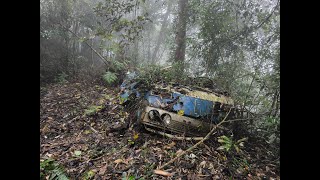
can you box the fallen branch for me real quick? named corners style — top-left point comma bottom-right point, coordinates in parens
top-left (158, 109), bottom-right (232, 170)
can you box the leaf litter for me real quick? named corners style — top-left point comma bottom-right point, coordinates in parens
top-left (40, 82), bottom-right (279, 179)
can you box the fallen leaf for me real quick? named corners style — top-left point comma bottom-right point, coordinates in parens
top-left (114, 159), bottom-right (123, 164)
top-left (133, 133), bottom-right (139, 140)
top-left (45, 153), bottom-right (53, 158)
top-left (154, 170), bottom-right (173, 176)
top-left (176, 149), bottom-right (184, 156)
top-left (123, 157), bottom-right (133, 164)
top-left (199, 161), bottom-right (206, 167)
top-left (98, 164), bottom-right (107, 175)
top-left (164, 141), bottom-right (176, 149)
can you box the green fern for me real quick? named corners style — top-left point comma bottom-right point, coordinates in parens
top-left (217, 136), bottom-right (247, 153)
top-left (40, 158), bottom-right (69, 180)
top-left (103, 71), bottom-right (118, 85)
top-left (55, 72), bottom-right (68, 84)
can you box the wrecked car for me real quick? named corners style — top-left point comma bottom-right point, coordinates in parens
top-left (119, 70), bottom-right (240, 138)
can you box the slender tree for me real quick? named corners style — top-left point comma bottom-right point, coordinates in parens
top-left (174, 0), bottom-right (188, 74)
top-left (151, 0), bottom-right (172, 63)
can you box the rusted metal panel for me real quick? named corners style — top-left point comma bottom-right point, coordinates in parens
top-left (119, 71), bottom-right (237, 136)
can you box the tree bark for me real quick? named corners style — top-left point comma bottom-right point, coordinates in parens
top-left (174, 0), bottom-right (188, 73)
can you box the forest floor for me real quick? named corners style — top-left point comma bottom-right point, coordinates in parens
top-left (40, 81), bottom-right (280, 180)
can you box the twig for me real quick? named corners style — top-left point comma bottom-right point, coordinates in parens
top-left (224, 118), bottom-right (253, 123)
top-left (90, 126), bottom-right (99, 134)
top-left (158, 109), bottom-right (232, 170)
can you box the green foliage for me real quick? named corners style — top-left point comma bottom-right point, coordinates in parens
top-left (82, 170), bottom-right (95, 180)
top-left (231, 156), bottom-right (250, 174)
top-left (111, 59), bottom-right (126, 71)
top-left (40, 158), bottom-right (69, 180)
top-left (261, 116), bottom-right (280, 144)
top-left (84, 105), bottom-right (103, 116)
top-left (121, 174), bottom-right (136, 180)
top-left (102, 71), bottom-right (118, 85)
top-left (135, 64), bottom-right (187, 88)
top-left (94, 0), bottom-right (150, 48)
top-left (55, 72), bottom-right (68, 84)
top-left (217, 136), bottom-right (247, 153)
top-left (74, 150), bottom-right (82, 156)
top-left (265, 117), bottom-right (279, 127)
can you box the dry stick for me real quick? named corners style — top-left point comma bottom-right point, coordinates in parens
top-left (223, 118), bottom-right (253, 123)
top-left (158, 109), bottom-right (232, 170)
top-left (90, 126), bottom-right (99, 134)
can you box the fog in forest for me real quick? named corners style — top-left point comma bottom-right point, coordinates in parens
top-left (40, 0), bottom-right (279, 179)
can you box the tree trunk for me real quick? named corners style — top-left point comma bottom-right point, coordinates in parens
top-left (174, 0), bottom-right (188, 73)
top-left (272, 90), bottom-right (280, 118)
top-left (147, 30), bottom-right (151, 62)
top-left (269, 90), bottom-right (277, 117)
top-left (72, 21), bottom-right (79, 76)
top-left (91, 38), bottom-right (94, 64)
top-left (151, 1), bottom-right (172, 63)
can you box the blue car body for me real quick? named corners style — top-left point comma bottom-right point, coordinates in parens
top-left (120, 71), bottom-right (235, 136)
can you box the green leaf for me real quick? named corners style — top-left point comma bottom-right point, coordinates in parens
top-left (128, 175), bottom-right (136, 180)
top-left (103, 71), bottom-right (118, 85)
top-left (74, 150), bottom-right (82, 156)
top-left (87, 170), bottom-right (95, 179)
